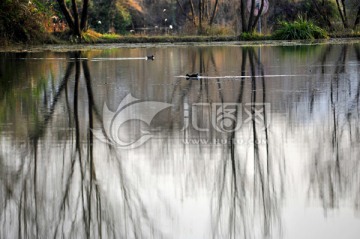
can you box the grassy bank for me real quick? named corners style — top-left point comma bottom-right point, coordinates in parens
top-left (1, 30), bottom-right (360, 50)
top-left (81, 33), bottom-right (359, 44)
top-left (88, 34), bottom-right (238, 43)
top-left (75, 26), bottom-right (360, 44)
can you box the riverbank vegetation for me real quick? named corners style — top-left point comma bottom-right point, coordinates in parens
top-left (1, 0), bottom-right (360, 45)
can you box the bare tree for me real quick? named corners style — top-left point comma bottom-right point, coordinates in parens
top-left (311, 0), bottom-right (359, 30)
top-left (310, 0), bottom-right (333, 30)
top-left (239, 0), bottom-right (265, 33)
top-left (56, 0), bottom-right (90, 39)
top-left (176, 0), bottom-right (221, 33)
top-left (335, 0), bottom-right (349, 28)
top-left (354, 4), bottom-right (360, 29)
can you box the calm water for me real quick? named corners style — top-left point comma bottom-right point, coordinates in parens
top-left (1, 42), bottom-right (360, 238)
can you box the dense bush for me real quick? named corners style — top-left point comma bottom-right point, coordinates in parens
top-left (269, 0), bottom-right (338, 30)
top-left (239, 32), bottom-right (267, 40)
top-left (88, 0), bottom-right (132, 34)
top-left (0, 0), bottom-right (50, 43)
top-left (273, 19), bottom-right (328, 40)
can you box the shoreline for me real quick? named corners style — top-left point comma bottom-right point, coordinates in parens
top-left (1, 36), bottom-right (359, 52)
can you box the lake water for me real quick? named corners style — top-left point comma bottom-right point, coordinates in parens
top-left (1, 42), bottom-right (360, 238)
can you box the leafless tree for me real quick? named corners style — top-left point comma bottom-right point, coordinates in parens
top-left (56, 0), bottom-right (89, 38)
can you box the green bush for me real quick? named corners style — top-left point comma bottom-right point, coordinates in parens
top-left (273, 19), bottom-right (328, 40)
top-left (113, 3), bottom-right (132, 34)
top-left (89, 0), bottom-right (132, 34)
top-left (239, 32), bottom-right (269, 41)
top-left (268, 0), bottom-right (338, 30)
top-left (0, 0), bottom-right (49, 43)
top-left (203, 25), bottom-right (235, 36)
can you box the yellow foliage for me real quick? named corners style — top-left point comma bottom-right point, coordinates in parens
top-left (125, 0), bottom-right (143, 12)
top-left (82, 29), bottom-right (103, 42)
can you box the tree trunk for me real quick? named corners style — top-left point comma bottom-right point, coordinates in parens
top-left (240, 0), bottom-right (247, 32)
top-left (335, 0), bottom-right (348, 29)
top-left (56, 0), bottom-right (75, 30)
top-left (340, 0), bottom-right (348, 28)
top-left (189, 0), bottom-right (197, 26)
top-left (209, 0), bottom-right (219, 26)
top-left (198, 0), bottom-right (203, 33)
top-left (251, 0), bottom-right (264, 31)
top-left (56, 0), bottom-right (89, 39)
top-left (247, 0), bottom-right (255, 32)
top-left (80, 0), bottom-right (89, 31)
top-left (71, 0), bottom-right (81, 36)
top-left (354, 4), bottom-right (360, 30)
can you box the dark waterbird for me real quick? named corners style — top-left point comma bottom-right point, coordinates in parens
top-left (147, 55), bottom-right (155, 60)
top-left (186, 73), bottom-right (199, 80)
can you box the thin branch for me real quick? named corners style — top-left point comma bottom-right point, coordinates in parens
top-left (189, 0), bottom-right (197, 25)
top-left (354, 4), bottom-right (360, 30)
top-left (209, 0), bottom-right (220, 26)
top-left (56, 0), bottom-right (75, 30)
top-left (311, 0), bottom-right (333, 30)
top-left (176, 0), bottom-right (196, 24)
top-left (251, 0), bottom-right (264, 31)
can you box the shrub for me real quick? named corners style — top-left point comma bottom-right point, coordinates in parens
top-left (268, 0), bottom-right (338, 30)
top-left (273, 19), bottom-right (328, 40)
top-left (82, 29), bottom-right (103, 42)
top-left (0, 0), bottom-right (50, 43)
top-left (89, 0), bottom-right (132, 34)
top-left (239, 32), bottom-right (268, 41)
top-left (203, 25), bottom-right (235, 36)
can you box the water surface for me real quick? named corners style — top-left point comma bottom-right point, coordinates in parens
top-left (1, 42), bottom-right (360, 238)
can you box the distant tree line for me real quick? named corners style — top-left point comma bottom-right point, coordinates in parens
top-left (54, 0), bottom-right (360, 36)
top-left (1, 0), bottom-right (360, 43)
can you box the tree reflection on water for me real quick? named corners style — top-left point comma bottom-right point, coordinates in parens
top-left (0, 43), bottom-right (360, 238)
top-left (0, 53), bottom-right (161, 238)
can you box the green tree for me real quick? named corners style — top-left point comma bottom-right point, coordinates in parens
top-left (89, 0), bottom-right (132, 34)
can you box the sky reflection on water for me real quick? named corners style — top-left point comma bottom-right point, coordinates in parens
top-left (0, 43), bottom-right (360, 238)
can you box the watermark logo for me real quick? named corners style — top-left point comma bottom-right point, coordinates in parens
top-left (182, 102), bottom-right (270, 132)
top-left (94, 94), bottom-right (270, 149)
top-left (243, 103), bottom-right (271, 130)
top-left (93, 94), bottom-right (172, 149)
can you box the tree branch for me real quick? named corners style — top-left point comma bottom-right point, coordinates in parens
top-left (189, 0), bottom-right (197, 25)
top-left (311, 0), bottom-right (333, 30)
top-left (56, 0), bottom-right (75, 30)
top-left (353, 3), bottom-right (360, 29)
top-left (340, 0), bottom-right (348, 28)
top-left (240, 0), bottom-right (247, 32)
top-left (71, 0), bottom-right (81, 36)
top-left (209, 0), bottom-right (219, 26)
top-left (80, 0), bottom-right (89, 31)
top-left (335, 0), bottom-right (348, 28)
top-left (175, 0), bottom-right (196, 25)
top-left (251, 0), bottom-right (264, 31)
top-left (247, 0), bottom-right (255, 32)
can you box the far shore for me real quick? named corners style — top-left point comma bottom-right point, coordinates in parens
top-left (1, 35), bottom-right (360, 53)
